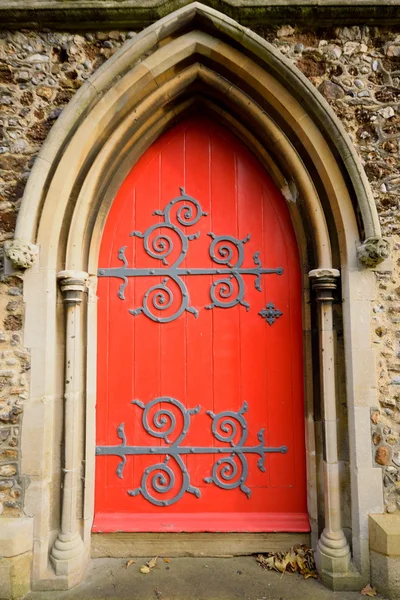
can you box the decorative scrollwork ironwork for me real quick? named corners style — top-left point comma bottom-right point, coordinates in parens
top-left (96, 397), bottom-right (288, 507)
top-left (259, 302), bottom-right (283, 325)
top-left (132, 396), bottom-right (201, 446)
top-left (98, 187), bottom-right (284, 323)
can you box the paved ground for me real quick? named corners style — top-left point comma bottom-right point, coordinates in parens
top-left (25, 557), bottom-right (387, 600)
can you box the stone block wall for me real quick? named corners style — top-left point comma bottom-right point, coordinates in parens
top-left (0, 22), bottom-right (399, 517)
top-left (0, 273), bottom-right (29, 517)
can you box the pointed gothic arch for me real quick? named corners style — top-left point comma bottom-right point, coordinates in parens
top-left (9, 3), bottom-right (386, 592)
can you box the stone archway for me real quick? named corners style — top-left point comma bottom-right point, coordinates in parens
top-left (6, 2), bottom-right (387, 592)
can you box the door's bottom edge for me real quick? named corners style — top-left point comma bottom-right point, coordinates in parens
top-left (92, 511), bottom-right (310, 533)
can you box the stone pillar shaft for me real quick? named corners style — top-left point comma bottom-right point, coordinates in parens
top-left (50, 271), bottom-right (88, 578)
top-left (309, 269), bottom-right (351, 577)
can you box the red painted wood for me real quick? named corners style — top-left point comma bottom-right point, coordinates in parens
top-left (93, 512), bottom-right (310, 533)
top-left (94, 116), bottom-right (308, 532)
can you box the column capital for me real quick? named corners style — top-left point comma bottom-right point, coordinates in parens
top-left (57, 270), bottom-right (89, 305)
top-left (308, 268), bottom-right (340, 301)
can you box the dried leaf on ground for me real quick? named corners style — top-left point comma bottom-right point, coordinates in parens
top-left (125, 559), bottom-right (136, 568)
top-left (147, 556), bottom-right (158, 569)
top-left (163, 558), bottom-right (170, 563)
top-left (256, 545), bottom-right (317, 580)
top-left (140, 565), bottom-right (151, 574)
top-left (302, 569), bottom-right (318, 580)
top-left (361, 584), bottom-right (377, 597)
top-left (274, 554), bottom-right (291, 573)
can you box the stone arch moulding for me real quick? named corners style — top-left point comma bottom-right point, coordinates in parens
top-left (7, 2), bottom-right (387, 593)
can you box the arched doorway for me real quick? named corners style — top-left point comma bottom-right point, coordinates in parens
top-left (9, 2), bottom-right (387, 592)
top-left (94, 117), bottom-right (308, 533)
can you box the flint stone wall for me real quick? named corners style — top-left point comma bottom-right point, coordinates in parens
top-left (0, 22), bottom-right (399, 516)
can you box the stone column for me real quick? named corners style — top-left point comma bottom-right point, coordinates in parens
top-left (50, 271), bottom-right (88, 579)
top-left (309, 268), bottom-right (351, 580)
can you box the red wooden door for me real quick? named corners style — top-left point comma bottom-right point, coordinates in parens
top-left (94, 117), bottom-right (308, 533)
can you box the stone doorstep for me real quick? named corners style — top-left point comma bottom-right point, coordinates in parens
top-left (369, 513), bottom-right (400, 557)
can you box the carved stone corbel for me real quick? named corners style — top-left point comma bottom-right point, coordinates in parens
top-left (357, 236), bottom-right (390, 267)
top-left (4, 238), bottom-right (39, 269)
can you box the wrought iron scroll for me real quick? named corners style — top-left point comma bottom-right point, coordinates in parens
top-left (96, 397), bottom-right (288, 507)
top-left (98, 187), bottom-right (284, 323)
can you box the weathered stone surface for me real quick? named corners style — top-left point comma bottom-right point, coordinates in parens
top-left (378, 107), bottom-right (395, 119)
top-left (0, 405), bottom-right (22, 424)
top-left (35, 85), bottom-right (54, 100)
top-left (3, 315), bottom-right (22, 331)
top-left (376, 446), bottom-right (391, 465)
top-left (386, 45), bottom-right (400, 58)
top-left (0, 430), bottom-right (10, 444)
top-left (0, 465), bottom-right (16, 478)
top-left (371, 410), bottom-right (381, 424)
top-left (384, 474), bottom-right (395, 487)
top-left (318, 80), bottom-right (345, 100)
top-left (276, 25), bottom-right (295, 38)
top-left (4, 239), bottom-right (38, 269)
top-left (0, 450), bottom-right (17, 462)
top-left (357, 237), bottom-right (390, 267)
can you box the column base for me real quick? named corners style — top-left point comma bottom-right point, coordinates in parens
top-left (316, 529), bottom-right (351, 572)
top-left (315, 529), bottom-right (363, 591)
top-left (317, 558), bottom-right (366, 591)
top-left (50, 531), bottom-right (87, 584)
